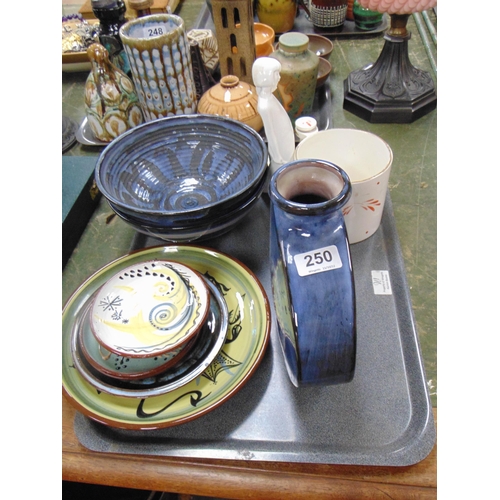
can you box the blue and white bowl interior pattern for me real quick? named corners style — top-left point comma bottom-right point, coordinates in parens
top-left (95, 114), bottom-right (269, 226)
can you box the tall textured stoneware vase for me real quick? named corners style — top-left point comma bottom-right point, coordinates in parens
top-left (119, 14), bottom-right (197, 121)
top-left (269, 159), bottom-right (356, 387)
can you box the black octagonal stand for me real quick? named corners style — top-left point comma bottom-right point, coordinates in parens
top-left (343, 14), bottom-right (437, 123)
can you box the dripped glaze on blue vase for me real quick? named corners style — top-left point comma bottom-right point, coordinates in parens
top-left (269, 159), bottom-right (356, 386)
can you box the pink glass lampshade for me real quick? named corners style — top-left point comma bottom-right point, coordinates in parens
top-left (356, 0), bottom-right (436, 14)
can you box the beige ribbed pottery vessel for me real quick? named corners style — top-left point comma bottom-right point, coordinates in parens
top-left (197, 75), bottom-right (263, 132)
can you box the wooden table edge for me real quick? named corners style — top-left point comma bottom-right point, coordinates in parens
top-left (63, 398), bottom-right (437, 499)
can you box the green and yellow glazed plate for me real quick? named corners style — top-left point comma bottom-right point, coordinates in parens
top-left (62, 245), bottom-right (271, 430)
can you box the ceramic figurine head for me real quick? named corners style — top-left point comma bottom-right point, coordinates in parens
top-left (252, 57), bottom-right (282, 94)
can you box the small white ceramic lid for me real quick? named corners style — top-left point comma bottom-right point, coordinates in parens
top-left (295, 116), bottom-right (318, 134)
top-left (90, 260), bottom-right (210, 358)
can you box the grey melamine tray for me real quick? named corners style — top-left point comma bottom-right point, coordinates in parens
top-left (74, 192), bottom-right (436, 466)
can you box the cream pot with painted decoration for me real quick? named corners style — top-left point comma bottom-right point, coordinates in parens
top-left (295, 128), bottom-right (393, 243)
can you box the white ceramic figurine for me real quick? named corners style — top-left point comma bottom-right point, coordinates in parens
top-left (252, 57), bottom-right (295, 175)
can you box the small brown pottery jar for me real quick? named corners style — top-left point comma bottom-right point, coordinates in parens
top-left (84, 43), bottom-right (144, 142)
top-left (197, 75), bottom-right (263, 132)
top-left (269, 32), bottom-right (319, 123)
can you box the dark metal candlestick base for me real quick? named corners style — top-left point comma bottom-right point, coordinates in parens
top-left (343, 14), bottom-right (437, 123)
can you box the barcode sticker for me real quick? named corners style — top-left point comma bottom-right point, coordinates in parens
top-left (294, 245), bottom-right (343, 277)
top-left (371, 270), bottom-right (392, 295)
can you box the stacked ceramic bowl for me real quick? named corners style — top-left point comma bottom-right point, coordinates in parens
top-left (95, 114), bottom-right (269, 242)
top-left (63, 244), bottom-right (271, 429)
top-left (70, 259), bottom-right (230, 398)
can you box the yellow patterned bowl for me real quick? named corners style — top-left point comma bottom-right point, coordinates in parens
top-left (90, 260), bottom-right (210, 358)
top-left (71, 276), bottom-right (228, 397)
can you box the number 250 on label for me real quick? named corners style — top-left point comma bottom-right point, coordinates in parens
top-left (294, 245), bottom-right (343, 277)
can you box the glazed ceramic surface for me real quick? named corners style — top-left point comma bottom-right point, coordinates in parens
top-left (316, 58), bottom-right (332, 87)
top-left (269, 159), bottom-right (356, 386)
top-left (252, 57), bottom-right (295, 174)
top-left (254, 22), bottom-right (275, 58)
top-left (90, 260), bottom-right (210, 357)
top-left (189, 39), bottom-right (217, 101)
top-left (294, 128), bottom-right (393, 243)
top-left (119, 14), bottom-right (197, 121)
top-left (71, 277), bottom-right (229, 398)
top-left (186, 29), bottom-right (219, 72)
top-left (310, 0), bottom-right (348, 29)
top-left (62, 245), bottom-right (271, 429)
top-left (197, 75), bottom-right (263, 132)
top-left (353, 1), bottom-right (384, 30)
top-left (306, 34), bottom-right (334, 59)
top-left (270, 33), bottom-right (319, 123)
top-left (84, 43), bottom-right (144, 143)
top-left (256, 0), bottom-right (297, 33)
top-left (79, 294), bottom-right (197, 379)
top-left (94, 114), bottom-right (268, 227)
top-left (294, 116), bottom-right (318, 141)
top-left (108, 171), bottom-right (267, 243)
top-left (91, 0), bottom-right (130, 74)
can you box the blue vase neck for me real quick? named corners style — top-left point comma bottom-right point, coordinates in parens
top-left (269, 159), bottom-right (351, 215)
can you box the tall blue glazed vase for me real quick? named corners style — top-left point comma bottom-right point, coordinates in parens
top-left (269, 159), bottom-right (356, 386)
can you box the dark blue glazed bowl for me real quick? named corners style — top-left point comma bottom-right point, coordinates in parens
top-left (110, 169), bottom-right (267, 242)
top-left (95, 114), bottom-right (268, 227)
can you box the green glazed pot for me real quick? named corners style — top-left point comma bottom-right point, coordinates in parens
top-left (353, 1), bottom-right (383, 30)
